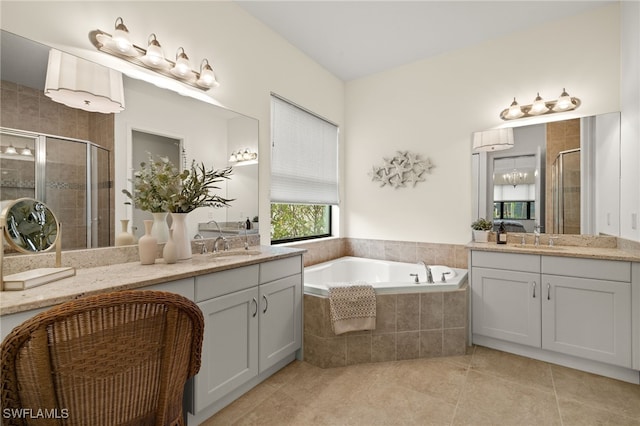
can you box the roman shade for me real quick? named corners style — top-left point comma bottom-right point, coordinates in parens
top-left (270, 95), bottom-right (339, 205)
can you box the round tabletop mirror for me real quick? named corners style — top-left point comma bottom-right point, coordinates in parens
top-left (1, 198), bottom-right (59, 253)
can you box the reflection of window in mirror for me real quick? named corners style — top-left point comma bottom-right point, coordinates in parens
top-left (492, 155), bottom-right (536, 233)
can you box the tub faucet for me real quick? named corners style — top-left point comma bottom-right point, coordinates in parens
top-left (418, 261), bottom-right (434, 284)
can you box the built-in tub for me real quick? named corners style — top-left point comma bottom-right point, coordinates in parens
top-left (303, 256), bottom-right (469, 368)
top-left (304, 256), bottom-right (467, 296)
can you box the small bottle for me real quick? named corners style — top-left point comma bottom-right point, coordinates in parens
top-left (246, 217), bottom-right (251, 230)
top-left (497, 222), bottom-right (507, 245)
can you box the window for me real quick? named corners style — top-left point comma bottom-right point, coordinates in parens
top-left (493, 201), bottom-right (535, 220)
top-left (270, 95), bottom-right (338, 243)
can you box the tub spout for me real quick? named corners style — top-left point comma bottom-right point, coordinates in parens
top-left (418, 261), bottom-right (434, 283)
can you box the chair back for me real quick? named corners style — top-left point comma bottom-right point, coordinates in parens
top-left (1, 290), bottom-right (204, 426)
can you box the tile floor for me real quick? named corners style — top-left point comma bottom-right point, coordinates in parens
top-left (203, 346), bottom-right (640, 425)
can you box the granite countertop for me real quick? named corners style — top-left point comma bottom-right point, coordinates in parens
top-left (0, 245), bottom-right (305, 316)
top-left (467, 242), bottom-right (640, 262)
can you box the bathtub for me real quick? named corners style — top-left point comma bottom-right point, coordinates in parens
top-left (304, 256), bottom-right (467, 296)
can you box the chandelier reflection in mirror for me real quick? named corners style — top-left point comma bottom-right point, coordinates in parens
top-left (500, 89), bottom-right (580, 121)
top-left (503, 169), bottom-right (528, 188)
top-left (90, 17), bottom-right (219, 91)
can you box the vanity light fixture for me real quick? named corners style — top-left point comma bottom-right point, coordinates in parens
top-left (3, 144), bottom-right (17, 155)
top-left (229, 148), bottom-right (258, 164)
top-left (500, 89), bottom-right (580, 120)
top-left (472, 128), bottom-right (514, 152)
top-left (90, 17), bottom-right (220, 91)
top-left (20, 146), bottom-right (33, 157)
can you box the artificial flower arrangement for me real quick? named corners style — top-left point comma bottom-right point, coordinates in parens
top-left (123, 155), bottom-right (234, 213)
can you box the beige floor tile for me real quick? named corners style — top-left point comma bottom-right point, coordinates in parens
top-left (552, 364), bottom-right (640, 420)
top-left (452, 370), bottom-right (561, 425)
top-left (201, 381), bottom-right (278, 425)
top-left (470, 345), bottom-right (554, 392)
top-left (557, 399), bottom-right (640, 426)
top-left (380, 358), bottom-right (468, 405)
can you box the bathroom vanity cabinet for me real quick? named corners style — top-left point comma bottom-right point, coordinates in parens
top-left (0, 246), bottom-right (305, 424)
top-left (191, 257), bottom-right (302, 415)
top-left (470, 248), bottom-right (638, 381)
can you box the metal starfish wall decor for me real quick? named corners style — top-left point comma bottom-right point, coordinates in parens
top-left (369, 151), bottom-right (434, 188)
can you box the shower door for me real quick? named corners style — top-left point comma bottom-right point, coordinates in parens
top-left (0, 128), bottom-right (111, 249)
top-left (552, 148), bottom-right (581, 234)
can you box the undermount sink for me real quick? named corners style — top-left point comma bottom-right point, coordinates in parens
top-left (210, 249), bottom-right (262, 259)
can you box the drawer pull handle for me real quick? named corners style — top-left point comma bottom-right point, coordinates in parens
top-left (532, 282), bottom-right (536, 298)
top-left (547, 283), bottom-right (551, 300)
top-left (252, 297), bottom-right (258, 317)
top-left (263, 295), bottom-right (268, 314)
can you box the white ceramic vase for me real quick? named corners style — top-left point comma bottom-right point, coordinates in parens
top-left (151, 212), bottom-right (170, 244)
top-left (170, 212), bottom-right (192, 260)
top-left (138, 220), bottom-right (157, 265)
top-left (472, 230), bottom-right (490, 243)
top-left (115, 219), bottom-right (135, 246)
top-left (163, 229), bottom-right (178, 264)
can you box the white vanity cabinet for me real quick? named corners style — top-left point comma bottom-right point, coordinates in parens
top-left (541, 256), bottom-right (632, 367)
top-left (191, 255), bottom-right (303, 416)
top-left (471, 249), bottom-right (634, 371)
top-left (471, 252), bottom-right (541, 347)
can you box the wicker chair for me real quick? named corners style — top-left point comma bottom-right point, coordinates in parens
top-left (1, 290), bottom-right (204, 426)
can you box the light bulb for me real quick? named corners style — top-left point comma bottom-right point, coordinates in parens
top-left (171, 47), bottom-right (192, 79)
top-left (506, 98), bottom-right (524, 119)
top-left (4, 145), bottom-right (17, 155)
top-left (196, 59), bottom-right (219, 88)
top-left (553, 88), bottom-right (574, 111)
top-left (111, 17), bottom-right (135, 56)
top-left (141, 34), bottom-right (168, 69)
top-left (529, 93), bottom-right (548, 115)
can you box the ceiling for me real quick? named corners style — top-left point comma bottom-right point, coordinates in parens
top-left (236, 0), bottom-right (614, 81)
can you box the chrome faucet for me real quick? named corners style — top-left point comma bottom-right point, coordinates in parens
top-left (533, 225), bottom-right (541, 246)
top-left (418, 261), bottom-right (434, 284)
top-left (239, 221), bottom-right (249, 250)
top-left (208, 220), bottom-right (229, 252)
top-left (193, 233), bottom-right (207, 254)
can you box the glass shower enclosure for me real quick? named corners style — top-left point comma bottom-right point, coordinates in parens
top-left (551, 148), bottom-right (581, 234)
top-left (0, 128), bottom-right (111, 250)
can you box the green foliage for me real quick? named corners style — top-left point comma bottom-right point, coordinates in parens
top-left (471, 217), bottom-right (493, 231)
top-left (122, 156), bottom-right (234, 214)
top-left (271, 204), bottom-right (329, 241)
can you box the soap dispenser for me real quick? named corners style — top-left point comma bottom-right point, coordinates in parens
top-left (245, 217), bottom-right (251, 230)
top-left (497, 222), bottom-right (507, 245)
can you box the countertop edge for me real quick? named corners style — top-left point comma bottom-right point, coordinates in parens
top-left (466, 242), bottom-right (640, 262)
top-left (1, 246), bottom-right (306, 316)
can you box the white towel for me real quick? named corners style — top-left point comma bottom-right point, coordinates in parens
top-left (327, 282), bottom-right (376, 335)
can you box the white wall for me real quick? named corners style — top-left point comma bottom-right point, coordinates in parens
top-left (345, 4), bottom-right (621, 244)
top-left (0, 1), bottom-right (345, 244)
top-left (620, 1), bottom-right (640, 242)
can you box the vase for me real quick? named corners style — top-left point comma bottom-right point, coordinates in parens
top-left (115, 219), bottom-right (135, 246)
top-left (171, 212), bottom-right (192, 260)
top-left (151, 212), bottom-right (170, 244)
top-left (163, 229), bottom-right (178, 264)
top-left (138, 220), bottom-right (157, 265)
top-left (472, 230), bottom-right (490, 243)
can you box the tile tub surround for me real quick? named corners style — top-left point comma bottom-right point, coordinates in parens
top-left (294, 237), bottom-right (469, 269)
top-left (303, 283), bottom-right (469, 368)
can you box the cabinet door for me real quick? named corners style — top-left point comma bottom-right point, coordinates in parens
top-left (542, 275), bottom-right (631, 367)
top-left (195, 287), bottom-right (259, 412)
top-left (259, 274), bottom-right (302, 372)
top-left (472, 267), bottom-right (541, 347)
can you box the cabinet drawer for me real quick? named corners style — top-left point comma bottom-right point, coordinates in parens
top-left (195, 265), bottom-right (259, 302)
top-left (472, 251), bottom-right (539, 273)
top-left (542, 256), bottom-right (631, 282)
top-left (260, 256), bottom-right (302, 284)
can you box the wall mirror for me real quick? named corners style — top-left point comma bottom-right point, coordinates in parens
top-left (0, 30), bottom-right (259, 252)
top-left (472, 111), bottom-right (621, 236)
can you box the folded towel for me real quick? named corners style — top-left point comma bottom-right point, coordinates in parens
top-left (327, 282), bottom-right (376, 335)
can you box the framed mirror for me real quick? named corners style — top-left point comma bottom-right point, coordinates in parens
top-left (472, 111), bottom-right (621, 236)
top-left (0, 30), bottom-right (259, 252)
